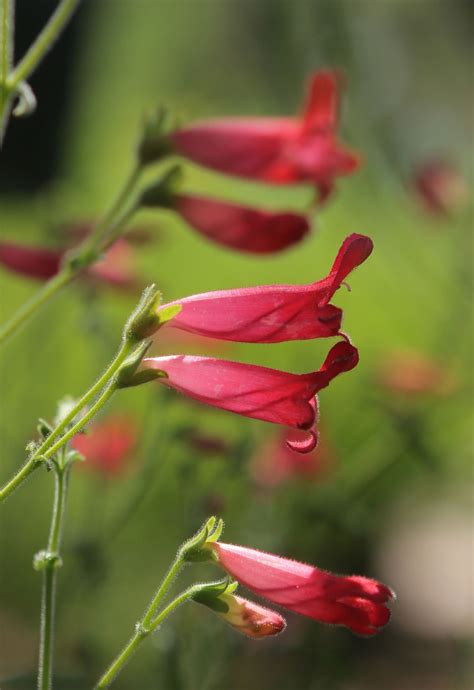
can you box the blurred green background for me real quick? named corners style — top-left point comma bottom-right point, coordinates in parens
top-left (0, 1), bottom-right (472, 688)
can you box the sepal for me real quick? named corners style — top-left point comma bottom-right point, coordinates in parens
top-left (137, 107), bottom-right (176, 166)
top-left (124, 284), bottom-right (162, 342)
top-left (179, 516), bottom-right (224, 562)
top-left (140, 165), bottom-right (183, 209)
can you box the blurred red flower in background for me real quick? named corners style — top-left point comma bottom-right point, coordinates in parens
top-left (414, 160), bottom-right (468, 216)
top-left (72, 415), bottom-right (138, 477)
top-left (210, 541), bottom-right (395, 636)
top-left (378, 351), bottom-right (456, 397)
top-left (0, 222), bottom-right (153, 290)
top-left (172, 70), bottom-right (360, 201)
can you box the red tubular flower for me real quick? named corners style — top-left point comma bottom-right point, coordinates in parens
top-left (159, 234), bottom-right (373, 343)
top-left (171, 70), bottom-right (360, 201)
top-left (175, 194), bottom-right (310, 253)
top-left (210, 542), bottom-right (395, 636)
top-left (72, 415), bottom-right (138, 477)
top-left (142, 340), bottom-right (358, 453)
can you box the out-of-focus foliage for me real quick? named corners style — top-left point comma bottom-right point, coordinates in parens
top-left (0, 1), bottom-right (472, 688)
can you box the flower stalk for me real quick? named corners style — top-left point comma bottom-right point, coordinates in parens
top-left (0, 284), bottom-right (162, 503)
top-left (95, 518), bottom-right (222, 687)
top-left (35, 460), bottom-right (71, 690)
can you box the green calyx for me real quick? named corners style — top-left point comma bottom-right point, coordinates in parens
top-left (191, 577), bottom-right (238, 613)
top-left (137, 107), bottom-right (175, 166)
top-left (179, 516), bottom-right (224, 563)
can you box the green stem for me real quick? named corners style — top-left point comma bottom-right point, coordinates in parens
top-left (37, 465), bottom-right (70, 690)
top-left (95, 584), bottom-right (193, 689)
top-left (37, 339), bottom-right (132, 453)
top-left (0, 165), bottom-right (142, 346)
top-left (8, 0), bottom-right (81, 89)
top-left (0, 338), bottom-right (132, 503)
top-left (0, 267), bottom-right (74, 344)
top-left (42, 380), bottom-right (116, 460)
top-left (141, 552), bottom-right (186, 629)
top-left (0, 453), bottom-right (40, 503)
top-left (0, 0), bottom-right (14, 146)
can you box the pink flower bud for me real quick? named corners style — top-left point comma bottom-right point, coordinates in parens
top-left (172, 70), bottom-right (360, 201)
top-left (211, 542), bottom-right (395, 636)
top-left (159, 234), bottom-right (373, 343)
top-left (212, 593), bottom-right (287, 639)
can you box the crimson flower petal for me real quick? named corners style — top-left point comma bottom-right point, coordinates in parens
top-left (301, 70), bottom-right (341, 134)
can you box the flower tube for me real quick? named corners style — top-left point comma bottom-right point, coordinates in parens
top-left (210, 542), bottom-right (395, 636)
top-left (158, 234), bottom-right (372, 343)
top-left (141, 340), bottom-right (358, 453)
top-left (171, 70), bottom-right (360, 201)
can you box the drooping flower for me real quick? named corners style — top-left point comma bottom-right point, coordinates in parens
top-left (174, 194), bottom-right (310, 253)
top-left (158, 234), bottom-right (373, 343)
top-left (414, 161), bottom-right (468, 216)
top-left (72, 415), bottom-right (138, 477)
top-left (141, 340), bottom-right (358, 453)
top-left (193, 588), bottom-right (286, 639)
top-left (209, 542), bottom-right (395, 636)
top-left (171, 70), bottom-right (360, 201)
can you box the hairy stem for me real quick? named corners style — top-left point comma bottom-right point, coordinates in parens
top-left (95, 583), bottom-right (194, 689)
top-left (0, 0), bottom-right (14, 146)
top-left (37, 465), bottom-right (70, 690)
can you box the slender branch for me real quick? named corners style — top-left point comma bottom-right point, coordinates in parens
top-left (0, 338), bottom-right (133, 503)
top-left (37, 465), bottom-right (70, 690)
top-left (95, 585), bottom-right (194, 689)
top-left (0, 164), bottom-right (142, 346)
top-left (9, 0), bottom-right (81, 89)
top-left (38, 339), bottom-right (132, 453)
top-left (0, 0), bottom-right (14, 145)
top-left (141, 553), bottom-right (186, 629)
top-left (42, 380), bottom-right (117, 460)
top-left (0, 267), bottom-right (73, 345)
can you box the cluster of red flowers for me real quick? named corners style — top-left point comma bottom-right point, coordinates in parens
top-left (2, 70), bottom-right (396, 640)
